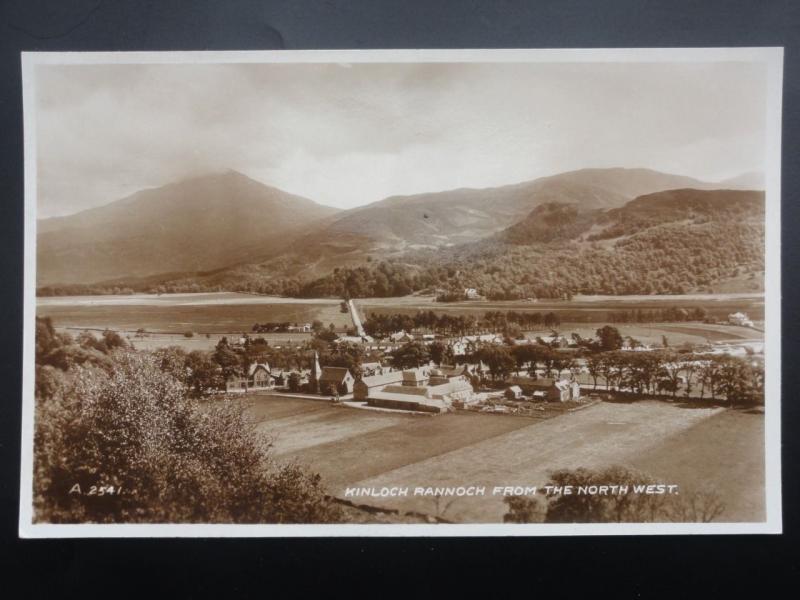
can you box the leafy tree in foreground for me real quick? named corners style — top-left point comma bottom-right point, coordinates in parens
top-left (34, 352), bottom-right (342, 524)
top-left (535, 466), bottom-right (724, 523)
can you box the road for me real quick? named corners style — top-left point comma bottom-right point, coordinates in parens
top-left (349, 299), bottom-right (366, 337)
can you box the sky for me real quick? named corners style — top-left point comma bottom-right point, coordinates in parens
top-left (35, 59), bottom-right (768, 218)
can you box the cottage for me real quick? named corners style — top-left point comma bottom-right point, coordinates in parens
top-left (389, 330), bottom-right (415, 343)
top-left (353, 370), bottom-right (404, 401)
top-left (508, 376), bottom-right (580, 402)
top-left (464, 288), bottom-right (482, 300)
top-left (360, 361), bottom-right (386, 377)
top-left (505, 385), bottom-right (523, 400)
top-left (225, 362), bottom-right (273, 393)
top-left (728, 312), bottom-right (754, 327)
top-left (318, 366), bottom-right (355, 395)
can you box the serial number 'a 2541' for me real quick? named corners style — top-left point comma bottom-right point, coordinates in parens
top-left (68, 484), bottom-right (124, 497)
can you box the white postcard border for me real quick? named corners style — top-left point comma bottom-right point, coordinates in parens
top-left (19, 47), bottom-right (784, 538)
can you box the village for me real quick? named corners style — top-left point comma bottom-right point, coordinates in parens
top-left (216, 298), bottom-right (764, 416)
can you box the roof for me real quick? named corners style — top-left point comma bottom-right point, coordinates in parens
top-left (380, 384), bottom-right (431, 397)
top-left (357, 371), bottom-right (404, 387)
top-left (402, 367), bottom-right (429, 383)
top-left (369, 390), bottom-right (447, 409)
top-left (319, 366), bottom-right (353, 383)
top-left (247, 362), bottom-right (270, 377)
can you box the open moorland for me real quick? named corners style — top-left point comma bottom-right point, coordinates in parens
top-left (233, 395), bottom-right (765, 523)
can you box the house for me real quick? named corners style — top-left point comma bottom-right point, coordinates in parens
top-left (428, 364), bottom-right (470, 386)
top-left (507, 376), bottom-right (580, 402)
top-left (389, 330), bottom-right (415, 343)
top-left (225, 362), bottom-right (273, 393)
top-left (360, 361), bottom-right (386, 377)
top-left (464, 288), bottom-right (482, 300)
top-left (353, 370), bottom-right (404, 401)
top-left (318, 366), bottom-right (355, 395)
top-left (449, 339), bottom-right (469, 357)
top-left (537, 334), bottom-right (570, 349)
top-left (505, 385), bottom-right (523, 400)
top-left (728, 312), bottom-right (754, 327)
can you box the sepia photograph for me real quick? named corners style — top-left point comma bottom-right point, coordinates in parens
top-left (19, 48), bottom-right (783, 536)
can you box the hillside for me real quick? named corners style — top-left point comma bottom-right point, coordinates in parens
top-left (37, 171), bottom-right (340, 286)
top-left (302, 167), bottom-right (717, 253)
top-left (292, 188), bottom-right (765, 299)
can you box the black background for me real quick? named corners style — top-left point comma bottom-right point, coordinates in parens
top-left (0, 1), bottom-right (798, 595)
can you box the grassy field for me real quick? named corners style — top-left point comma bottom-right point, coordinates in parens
top-left (229, 395), bottom-right (765, 523)
top-left (630, 407), bottom-right (765, 522)
top-left (358, 293), bottom-right (765, 323)
top-left (38, 296), bottom-right (353, 335)
top-left (125, 331), bottom-right (312, 352)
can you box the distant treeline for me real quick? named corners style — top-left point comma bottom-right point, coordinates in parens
top-left (362, 307), bottom-right (727, 338)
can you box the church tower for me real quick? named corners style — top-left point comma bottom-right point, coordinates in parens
top-left (310, 350), bottom-right (322, 392)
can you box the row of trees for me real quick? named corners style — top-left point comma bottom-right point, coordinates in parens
top-left (363, 310), bottom-right (564, 339)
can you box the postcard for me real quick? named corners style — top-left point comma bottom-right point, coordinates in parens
top-left (19, 48), bottom-right (783, 537)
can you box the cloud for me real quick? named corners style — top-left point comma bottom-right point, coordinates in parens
top-left (35, 60), bottom-right (767, 217)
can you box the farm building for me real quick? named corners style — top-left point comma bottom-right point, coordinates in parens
top-left (353, 370), bottom-right (404, 401)
top-left (225, 362), bottom-right (273, 393)
top-left (402, 367), bottom-right (431, 386)
top-left (367, 377), bottom-right (474, 413)
top-left (507, 376), bottom-right (580, 402)
top-left (318, 366), bottom-right (355, 395)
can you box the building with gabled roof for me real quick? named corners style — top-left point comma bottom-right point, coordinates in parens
top-left (353, 370), bottom-right (404, 401)
top-left (318, 366), bottom-right (355, 395)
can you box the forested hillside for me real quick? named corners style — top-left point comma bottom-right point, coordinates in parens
top-left (38, 186), bottom-right (764, 300)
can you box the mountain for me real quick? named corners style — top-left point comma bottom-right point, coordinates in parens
top-left (37, 167), bottom-right (760, 295)
top-left (37, 171), bottom-right (340, 286)
top-left (717, 171), bottom-right (765, 190)
top-left (304, 167), bottom-right (719, 253)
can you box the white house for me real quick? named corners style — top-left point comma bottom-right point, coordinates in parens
top-left (728, 312), bottom-right (754, 327)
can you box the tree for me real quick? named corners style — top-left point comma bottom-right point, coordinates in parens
top-left (595, 326), bottom-right (624, 352)
top-left (390, 342), bottom-right (431, 369)
top-left (542, 466), bottom-right (725, 523)
top-left (503, 495), bottom-right (547, 523)
top-left (33, 352), bottom-right (342, 524)
top-left (475, 346), bottom-right (516, 381)
top-left (429, 341), bottom-right (449, 366)
top-left (585, 354), bottom-right (604, 390)
top-left (287, 372), bottom-right (301, 392)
